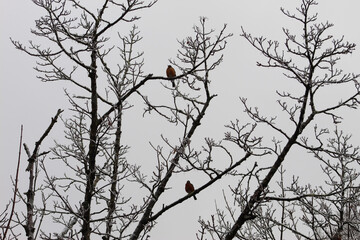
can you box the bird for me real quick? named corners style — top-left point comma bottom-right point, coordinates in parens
top-left (331, 233), bottom-right (341, 240)
top-left (185, 180), bottom-right (197, 200)
top-left (166, 65), bottom-right (176, 87)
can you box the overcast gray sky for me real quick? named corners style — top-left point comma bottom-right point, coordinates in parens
top-left (1, 1), bottom-right (360, 239)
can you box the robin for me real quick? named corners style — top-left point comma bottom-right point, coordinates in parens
top-left (331, 233), bottom-right (341, 240)
top-left (185, 180), bottom-right (197, 200)
top-left (166, 65), bottom-right (176, 87)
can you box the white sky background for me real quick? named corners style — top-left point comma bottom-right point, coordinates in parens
top-left (1, 0), bottom-right (360, 239)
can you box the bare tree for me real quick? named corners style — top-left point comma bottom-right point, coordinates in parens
top-left (197, 0), bottom-right (360, 239)
top-left (5, 0), bottom-right (360, 240)
top-left (9, 0), bottom-right (239, 239)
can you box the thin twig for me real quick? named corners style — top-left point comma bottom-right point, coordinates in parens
top-left (3, 125), bottom-right (23, 239)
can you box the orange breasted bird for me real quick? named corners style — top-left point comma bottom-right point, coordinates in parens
top-left (166, 65), bottom-right (176, 87)
top-left (331, 233), bottom-right (341, 240)
top-left (185, 180), bottom-right (197, 200)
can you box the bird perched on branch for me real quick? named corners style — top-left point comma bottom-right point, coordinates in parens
top-left (166, 65), bottom-right (176, 87)
top-left (331, 232), bottom-right (341, 240)
top-left (185, 180), bottom-right (197, 200)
